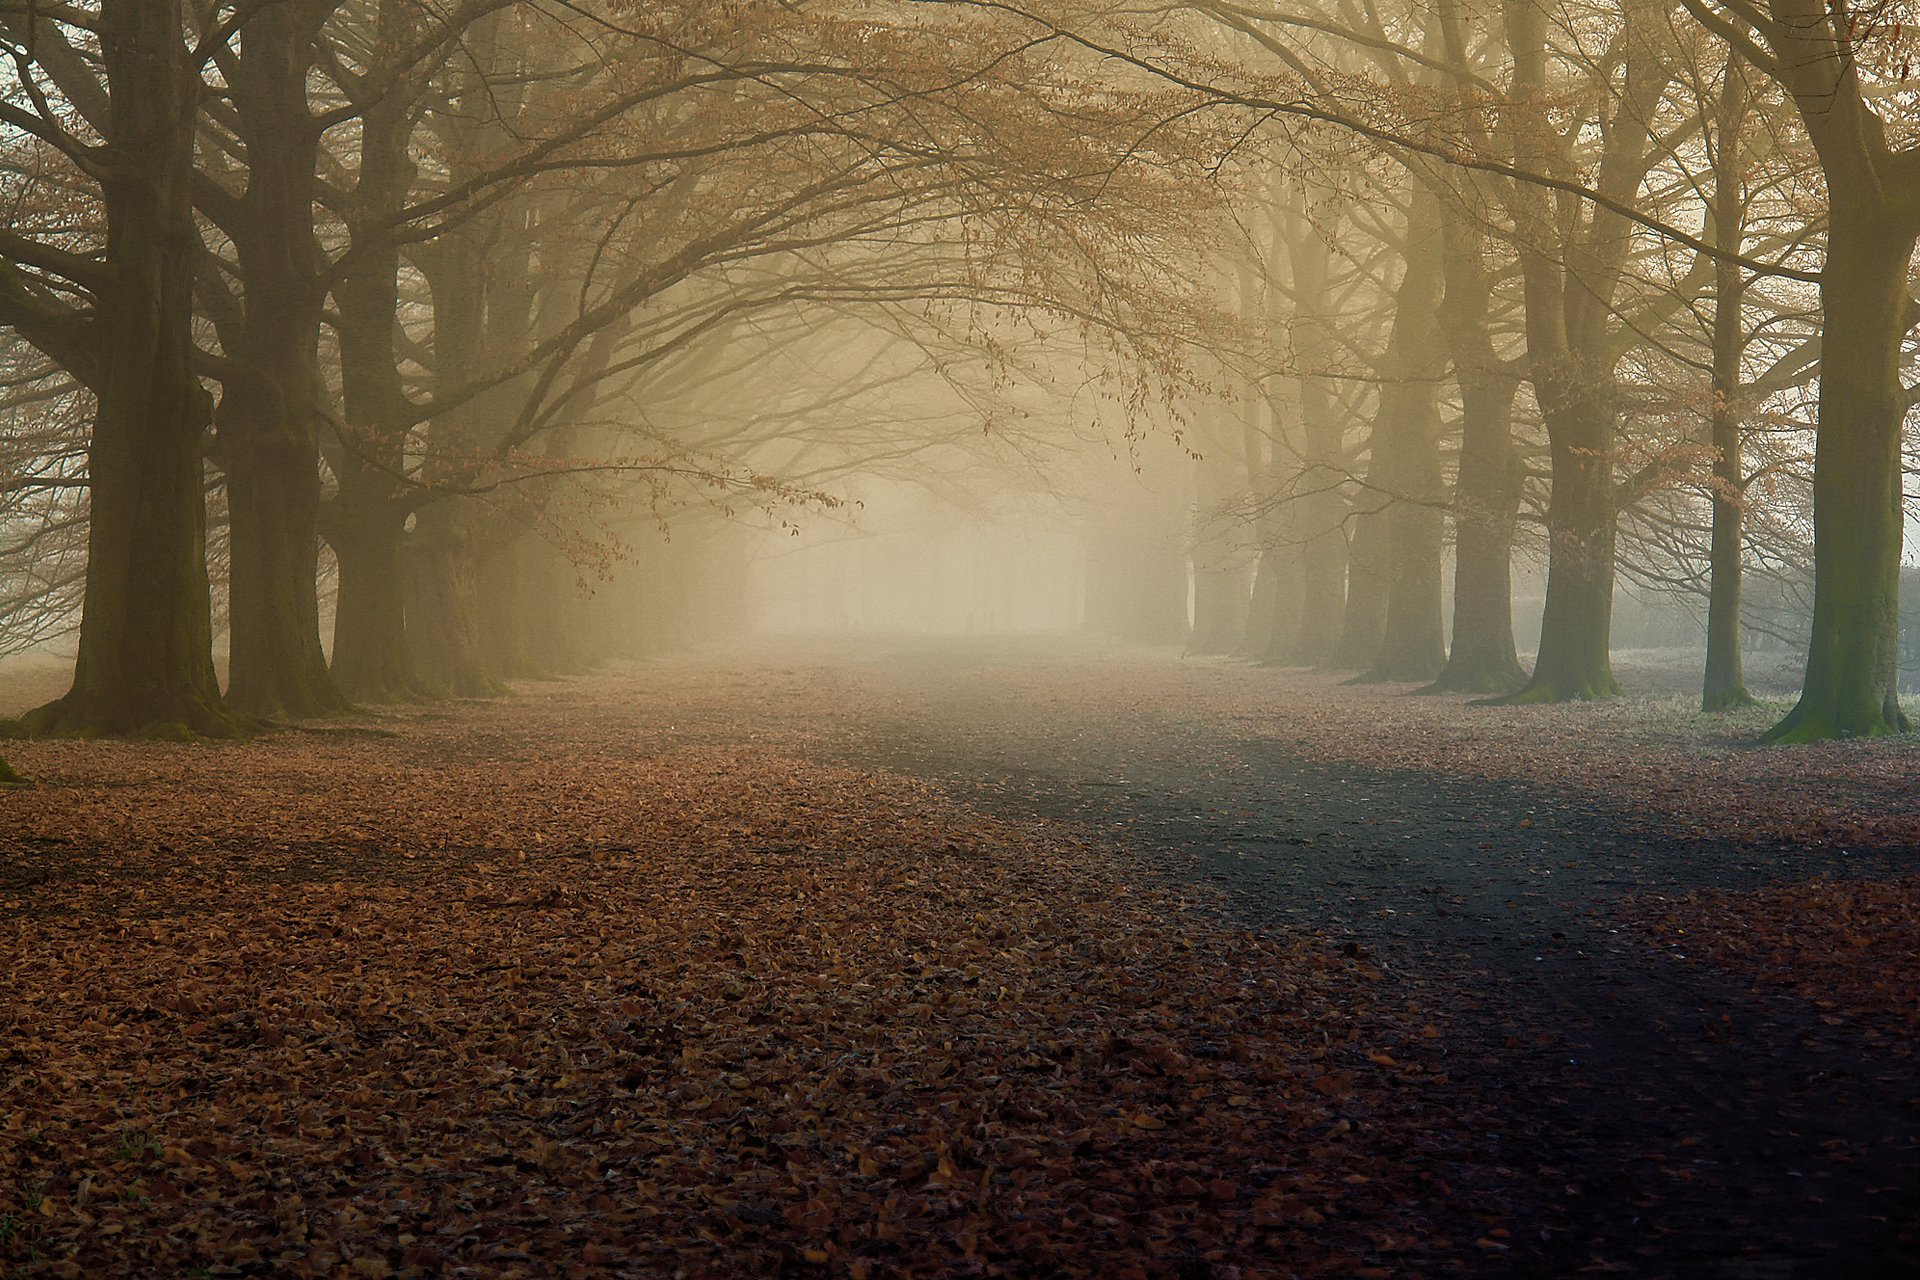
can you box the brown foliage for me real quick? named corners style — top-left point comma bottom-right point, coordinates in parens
top-left (0, 684), bottom-right (1489, 1278)
top-left (1634, 875), bottom-right (1920, 1037)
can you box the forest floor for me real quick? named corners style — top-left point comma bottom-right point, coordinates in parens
top-left (0, 636), bottom-right (1915, 1279)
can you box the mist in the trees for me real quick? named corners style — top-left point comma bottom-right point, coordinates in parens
top-left (1, 5), bottom-right (1918, 1273)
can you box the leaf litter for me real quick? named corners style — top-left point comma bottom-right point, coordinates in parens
top-left (1, 688), bottom-right (1497, 1279)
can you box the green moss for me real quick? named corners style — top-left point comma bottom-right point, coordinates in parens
top-left (0, 755), bottom-right (25, 786)
top-left (1764, 703), bottom-right (1911, 744)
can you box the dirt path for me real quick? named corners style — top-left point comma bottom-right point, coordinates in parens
top-left (711, 636), bottom-right (1919, 1279)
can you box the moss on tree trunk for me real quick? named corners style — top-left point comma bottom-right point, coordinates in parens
top-left (1765, 215), bottom-right (1914, 741)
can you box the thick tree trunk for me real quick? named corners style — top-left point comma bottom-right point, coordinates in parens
top-left (477, 540), bottom-right (538, 679)
top-left (406, 504), bottom-right (502, 697)
top-left (224, 394), bottom-right (342, 718)
top-left (1765, 214), bottom-right (1914, 740)
top-left (1333, 507), bottom-right (1389, 669)
top-left (1189, 568), bottom-right (1247, 655)
top-left (1701, 263), bottom-right (1752, 711)
top-left (1700, 426), bottom-right (1750, 710)
top-left (1430, 365), bottom-right (1527, 694)
top-left (1363, 193), bottom-right (1449, 683)
top-left (524, 543), bottom-right (590, 674)
top-left (1509, 391), bottom-right (1621, 701)
top-left (1484, 0), bottom-right (1664, 704)
top-left (1277, 188), bottom-right (1348, 666)
top-left (1424, 192), bottom-right (1525, 694)
top-left (218, 1), bottom-right (345, 720)
top-left (328, 20), bottom-right (428, 705)
top-left (1187, 430), bottom-right (1249, 656)
top-left (1290, 518), bottom-right (1347, 664)
top-left (22, 0), bottom-right (237, 739)
top-left (1246, 547), bottom-right (1303, 660)
top-left (328, 490), bottom-right (418, 702)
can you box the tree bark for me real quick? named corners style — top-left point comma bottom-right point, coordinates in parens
top-left (477, 539), bottom-right (538, 679)
top-left (1702, 63), bottom-right (1754, 712)
top-left (1187, 403), bottom-right (1250, 656)
top-left (1419, 2), bottom-right (1527, 695)
top-left (1763, 212), bottom-right (1914, 739)
top-left (328, 489), bottom-right (416, 701)
top-left (216, 0), bottom-right (346, 719)
top-left (1362, 191), bottom-right (1449, 683)
top-left (405, 502), bottom-right (503, 697)
top-left (22, 0), bottom-right (237, 739)
top-left (327, 17), bottom-right (429, 703)
top-left (1333, 506), bottom-right (1388, 669)
top-left (1755, 0), bottom-right (1916, 740)
top-left (1275, 186), bottom-right (1349, 666)
top-left (1424, 208), bottom-right (1525, 693)
top-left (1484, 0), bottom-right (1669, 703)
top-left (1519, 389), bottom-right (1622, 701)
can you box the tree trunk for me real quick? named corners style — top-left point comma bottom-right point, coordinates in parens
top-left (1483, 0), bottom-right (1667, 704)
top-left (525, 542), bottom-right (590, 674)
top-left (1700, 62), bottom-right (1755, 711)
top-left (1276, 187), bottom-right (1349, 666)
top-left (223, 390), bottom-right (342, 718)
top-left (328, 489), bottom-right (417, 701)
top-left (1334, 507), bottom-right (1389, 669)
top-left (477, 539), bottom-right (538, 678)
top-left (1363, 192), bottom-right (1449, 683)
top-left (1765, 213), bottom-right (1914, 740)
top-left (406, 503), bottom-right (502, 697)
top-left (22, 0), bottom-right (237, 739)
top-left (1511, 390), bottom-right (1621, 701)
top-left (1437, 413), bottom-right (1528, 695)
top-left (1187, 422), bottom-right (1249, 656)
top-left (1424, 208), bottom-right (1526, 694)
top-left (218, 1), bottom-right (345, 720)
top-left (328, 10), bottom-right (428, 704)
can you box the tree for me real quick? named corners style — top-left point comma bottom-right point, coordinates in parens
top-left (1697, 0), bottom-right (1919, 738)
top-left (0, 0), bottom-right (237, 737)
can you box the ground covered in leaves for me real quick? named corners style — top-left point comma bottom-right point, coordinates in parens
top-left (3, 683), bottom-right (1496, 1279)
top-left (3, 639), bottom-right (1916, 1278)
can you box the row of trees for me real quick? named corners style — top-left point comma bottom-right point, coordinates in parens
top-left (1, 0), bottom-right (1916, 771)
top-left (0, 0), bottom-right (1223, 777)
top-left (1066, 0), bottom-right (1916, 739)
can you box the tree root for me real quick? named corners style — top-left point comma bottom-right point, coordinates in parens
top-left (1416, 662), bottom-right (1529, 697)
top-left (1700, 687), bottom-right (1760, 713)
top-left (18, 689), bottom-right (253, 741)
top-left (1763, 699), bottom-right (1912, 744)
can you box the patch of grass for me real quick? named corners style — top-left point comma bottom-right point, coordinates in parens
top-left (112, 1129), bottom-right (162, 1162)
